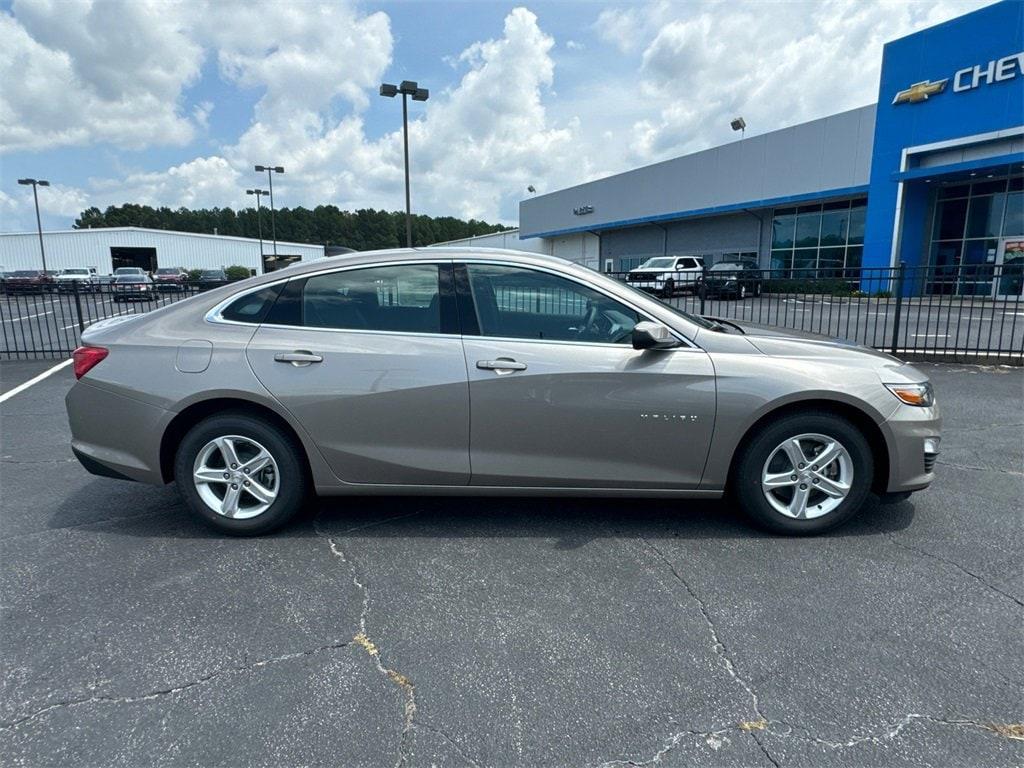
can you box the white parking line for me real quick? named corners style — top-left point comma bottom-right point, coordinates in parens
top-left (0, 358), bottom-right (73, 404)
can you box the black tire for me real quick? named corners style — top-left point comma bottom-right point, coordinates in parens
top-left (731, 411), bottom-right (873, 535)
top-left (661, 279), bottom-right (675, 298)
top-left (174, 412), bottom-right (309, 535)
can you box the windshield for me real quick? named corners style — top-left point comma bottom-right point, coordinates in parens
top-left (155, 268), bottom-right (179, 275)
top-left (116, 276), bottom-right (147, 283)
top-left (709, 262), bottom-right (748, 272)
top-left (201, 270), bottom-right (225, 277)
top-left (115, 267), bottom-right (143, 274)
top-left (10, 270), bottom-right (41, 277)
top-left (63, 269), bottom-right (90, 275)
top-left (637, 258), bottom-right (675, 269)
top-left (609, 275), bottom-right (718, 330)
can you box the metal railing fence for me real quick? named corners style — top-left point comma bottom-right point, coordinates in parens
top-left (2, 265), bottom-right (1022, 364)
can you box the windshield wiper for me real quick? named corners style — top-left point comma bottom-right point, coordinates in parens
top-left (701, 316), bottom-right (746, 334)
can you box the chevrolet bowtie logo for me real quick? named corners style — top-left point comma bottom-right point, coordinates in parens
top-left (892, 79), bottom-right (948, 105)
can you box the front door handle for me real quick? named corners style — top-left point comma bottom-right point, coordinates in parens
top-left (476, 358), bottom-right (527, 374)
top-left (274, 350), bottom-right (323, 366)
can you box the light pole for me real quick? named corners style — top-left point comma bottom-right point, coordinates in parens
top-left (380, 80), bottom-right (429, 247)
top-left (17, 178), bottom-right (50, 272)
top-left (246, 189), bottom-right (269, 271)
top-left (254, 165), bottom-right (284, 257)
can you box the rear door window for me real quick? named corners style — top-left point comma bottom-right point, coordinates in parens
top-left (265, 264), bottom-right (444, 334)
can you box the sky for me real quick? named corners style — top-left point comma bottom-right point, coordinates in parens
top-left (0, 0), bottom-right (994, 233)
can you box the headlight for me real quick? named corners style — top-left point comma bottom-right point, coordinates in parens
top-left (885, 382), bottom-right (934, 407)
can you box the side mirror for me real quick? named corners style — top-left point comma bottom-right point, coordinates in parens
top-left (632, 321), bottom-right (680, 350)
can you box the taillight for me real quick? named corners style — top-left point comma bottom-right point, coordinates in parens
top-left (72, 346), bottom-right (108, 379)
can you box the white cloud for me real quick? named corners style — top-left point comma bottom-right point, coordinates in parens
top-left (1, 0), bottom-right (204, 152)
top-left (596, 0), bottom-right (993, 164)
top-left (0, 183), bottom-right (89, 232)
top-left (1, 0), bottom-right (999, 230)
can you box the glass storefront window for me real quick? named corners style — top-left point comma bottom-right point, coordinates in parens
top-left (795, 213), bottom-right (820, 248)
top-left (848, 206), bottom-right (866, 245)
top-left (819, 210), bottom-right (848, 247)
top-left (934, 198), bottom-right (968, 240)
top-left (966, 194), bottom-right (1005, 239)
top-left (769, 198), bottom-right (866, 275)
top-left (771, 214), bottom-right (795, 249)
top-left (1003, 192), bottom-right (1023, 236)
top-left (770, 249), bottom-right (792, 273)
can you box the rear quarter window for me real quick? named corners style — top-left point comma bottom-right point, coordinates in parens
top-left (220, 284), bottom-right (284, 324)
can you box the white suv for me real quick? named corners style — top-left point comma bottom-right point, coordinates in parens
top-left (626, 256), bottom-right (704, 296)
top-left (55, 267), bottom-right (99, 292)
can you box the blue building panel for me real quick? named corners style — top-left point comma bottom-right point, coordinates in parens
top-left (864, 0), bottom-right (1024, 269)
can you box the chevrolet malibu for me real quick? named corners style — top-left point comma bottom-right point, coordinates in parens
top-left (65, 248), bottom-right (940, 536)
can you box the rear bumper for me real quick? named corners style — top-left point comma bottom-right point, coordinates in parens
top-left (66, 380), bottom-right (169, 484)
top-left (880, 403), bottom-right (942, 493)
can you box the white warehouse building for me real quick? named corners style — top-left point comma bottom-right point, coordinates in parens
top-left (0, 227), bottom-right (325, 275)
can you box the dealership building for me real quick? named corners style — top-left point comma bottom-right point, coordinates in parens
top-left (0, 227), bottom-right (325, 275)
top-left (447, 2), bottom-right (1023, 297)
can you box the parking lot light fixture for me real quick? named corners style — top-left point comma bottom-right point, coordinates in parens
top-left (254, 165), bottom-right (284, 257)
top-left (17, 178), bottom-right (50, 272)
top-left (246, 189), bottom-right (270, 270)
top-left (380, 79), bottom-right (429, 247)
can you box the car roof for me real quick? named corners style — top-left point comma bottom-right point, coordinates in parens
top-left (266, 247), bottom-right (576, 280)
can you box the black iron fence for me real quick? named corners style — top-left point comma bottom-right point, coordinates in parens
top-left (0, 280), bottom-right (224, 359)
top-left (2, 265), bottom-right (1022, 364)
top-left (609, 262), bottom-right (1023, 364)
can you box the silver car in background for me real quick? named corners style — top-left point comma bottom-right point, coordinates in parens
top-left (66, 248), bottom-right (940, 536)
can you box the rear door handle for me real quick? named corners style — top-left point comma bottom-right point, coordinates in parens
top-left (476, 358), bottom-right (527, 374)
top-left (274, 350), bottom-right (323, 366)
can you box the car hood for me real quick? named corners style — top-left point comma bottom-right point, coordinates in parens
top-left (711, 319), bottom-right (901, 364)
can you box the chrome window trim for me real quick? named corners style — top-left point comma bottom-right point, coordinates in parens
top-left (205, 255), bottom-right (703, 351)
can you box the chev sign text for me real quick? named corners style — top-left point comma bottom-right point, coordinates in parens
top-left (953, 51), bottom-right (1024, 93)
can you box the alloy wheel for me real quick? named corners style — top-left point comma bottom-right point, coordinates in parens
top-left (761, 433), bottom-right (853, 519)
top-left (192, 435), bottom-right (279, 519)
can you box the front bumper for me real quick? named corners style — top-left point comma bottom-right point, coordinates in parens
top-left (880, 403), bottom-right (942, 493)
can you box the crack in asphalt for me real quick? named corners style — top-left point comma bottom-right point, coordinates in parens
top-left (416, 720), bottom-right (483, 767)
top-left (315, 512), bottom-right (423, 768)
top-left (0, 640), bottom-right (352, 732)
top-left (635, 537), bottom-right (782, 767)
top-left (624, 537), bottom-right (1022, 766)
top-left (781, 713), bottom-right (1024, 748)
top-left (880, 531), bottom-right (1024, 608)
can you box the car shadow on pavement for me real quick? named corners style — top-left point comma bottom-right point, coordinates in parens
top-left (47, 479), bottom-right (916, 543)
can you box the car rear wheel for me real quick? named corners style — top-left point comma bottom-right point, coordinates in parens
top-left (174, 413), bottom-right (308, 535)
top-left (732, 412), bottom-right (873, 534)
top-left (661, 279), bottom-right (675, 297)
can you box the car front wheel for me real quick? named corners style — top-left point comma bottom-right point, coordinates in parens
top-left (174, 413), bottom-right (308, 535)
top-left (732, 412), bottom-right (873, 534)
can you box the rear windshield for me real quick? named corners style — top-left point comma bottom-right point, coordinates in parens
top-left (116, 276), bottom-right (148, 283)
top-left (63, 269), bottom-right (90, 275)
top-left (201, 271), bottom-right (225, 278)
top-left (155, 268), bottom-right (180, 274)
top-left (709, 262), bottom-right (750, 272)
top-left (10, 270), bottom-right (41, 277)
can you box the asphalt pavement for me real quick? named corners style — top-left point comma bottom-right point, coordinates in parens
top-left (0, 360), bottom-right (1021, 767)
